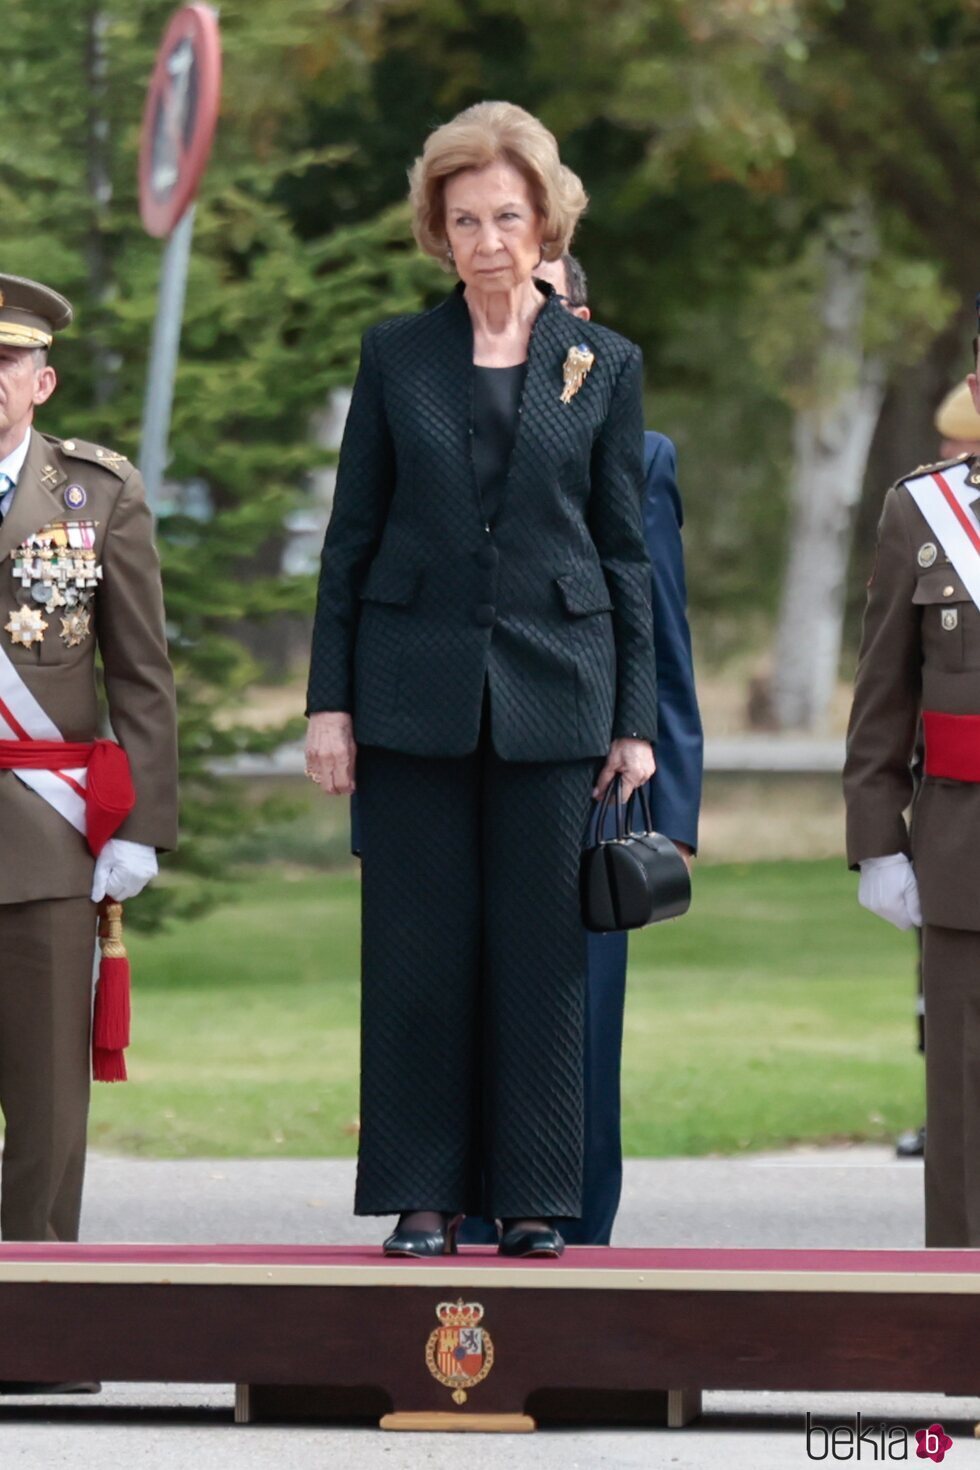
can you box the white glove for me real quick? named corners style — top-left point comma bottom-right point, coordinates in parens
top-left (91, 839), bottom-right (159, 904)
top-left (858, 853), bottom-right (922, 931)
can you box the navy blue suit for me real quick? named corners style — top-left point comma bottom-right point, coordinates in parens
top-left (562, 431), bottom-right (702, 1244)
top-left (350, 430), bottom-right (701, 1241)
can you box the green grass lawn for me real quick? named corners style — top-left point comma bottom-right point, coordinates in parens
top-left (89, 860), bottom-right (924, 1159)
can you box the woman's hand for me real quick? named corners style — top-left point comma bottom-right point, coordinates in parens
top-left (305, 711), bottom-right (357, 796)
top-left (593, 737), bottom-right (656, 803)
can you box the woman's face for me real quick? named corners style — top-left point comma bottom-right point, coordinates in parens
top-left (444, 160), bottom-right (544, 293)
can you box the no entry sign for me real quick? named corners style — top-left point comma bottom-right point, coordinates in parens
top-left (139, 5), bottom-right (222, 239)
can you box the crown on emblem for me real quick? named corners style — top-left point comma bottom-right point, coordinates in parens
top-left (436, 1299), bottom-right (484, 1328)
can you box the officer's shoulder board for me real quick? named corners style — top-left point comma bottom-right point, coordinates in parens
top-left (45, 433), bottom-right (131, 481)
top-left (894, 452), bottom-right (973, 493)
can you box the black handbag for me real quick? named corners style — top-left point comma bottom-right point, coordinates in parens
top-left (581, 776), bottom-right (692, 933)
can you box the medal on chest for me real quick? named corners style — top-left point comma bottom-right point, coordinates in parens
top-left (7, 521), bottom-right (101, 647)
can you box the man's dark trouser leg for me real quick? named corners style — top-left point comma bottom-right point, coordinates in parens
top-left (561, 930), bottom-right (627, 1246)
top-left (0, 897), bottom-right (96, 1242)
top-left (921, 923), bottom-right (980, 1246)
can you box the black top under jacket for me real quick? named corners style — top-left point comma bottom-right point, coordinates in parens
top-left (307, 280), bottom-right (658, 762)
top-left (472, 363), bottom-right (526, 528)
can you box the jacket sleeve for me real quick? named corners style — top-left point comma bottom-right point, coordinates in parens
top-left (642, 437), bottom-right (703, 850)
top-left (587, 346), bottom-right (658, 742)
top-left (306, 329), bottom-right (395, 715)
top-left (843, 486), bottom-right (921, 867)
top-left (95, 467), bottom-right (179, 851)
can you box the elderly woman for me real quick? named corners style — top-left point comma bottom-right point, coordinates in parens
top-left (305, 101), bottom-right (657, 1259)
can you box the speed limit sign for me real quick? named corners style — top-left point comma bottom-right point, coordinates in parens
top-left (139, 5), bottom-right (222, 239)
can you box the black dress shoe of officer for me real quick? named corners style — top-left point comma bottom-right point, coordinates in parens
top-left (497, 1220), bottom-right (565, 1258)
top-left (0, 1381), bottom-right (102, 1394)
top-left (895, 1124), bottom-right (926, 1159)
top-left (382, 1212), bottom-right (463, 1258)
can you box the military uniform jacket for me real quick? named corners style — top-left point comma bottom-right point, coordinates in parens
top-left (0, 429), bottom-right (178, 904)
top-left (844, 456), bottom-right (980, 931)
top-left (306, 283), bottom-right (658, 761)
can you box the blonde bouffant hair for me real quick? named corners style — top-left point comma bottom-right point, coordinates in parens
top-left (408, 101), bottom-right (588, 269)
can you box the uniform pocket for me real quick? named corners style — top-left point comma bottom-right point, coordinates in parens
top-left (913, 569), bottom-right (973, 670)
top-left (555, 568), bottom-right (613, 617)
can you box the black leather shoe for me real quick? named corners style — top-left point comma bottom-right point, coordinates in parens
top-left (896, 1125), bottom-right (926, 1159)
top-left (382, 1213), bottom-right (463, 1258)
top-left (497, 1221), bottom-right (565, 1258)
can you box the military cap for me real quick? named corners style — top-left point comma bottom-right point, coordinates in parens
top-left (0, 273), bottom-right (73, 350)
top-left (934, 379), bottom-right (980, 443)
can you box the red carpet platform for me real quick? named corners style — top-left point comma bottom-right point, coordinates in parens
top-left (2, 1244), bottom-right (979, 1431)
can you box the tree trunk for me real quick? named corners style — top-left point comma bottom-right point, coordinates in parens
top-left (770, 203), bottom-right (886, 732)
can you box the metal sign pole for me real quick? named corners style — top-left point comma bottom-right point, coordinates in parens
top-left (139, 202), bottom-right (196, 515)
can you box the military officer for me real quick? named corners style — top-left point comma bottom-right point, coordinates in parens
top-left (0, 274), bottom-right (178, 1245)
top-left (895, 378), bottom-right (980, 1162)
top-left (844, 317), bottom-right (980, 1246)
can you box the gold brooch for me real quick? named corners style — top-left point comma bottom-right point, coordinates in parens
top-left (560, 344), bottom-right (595, 404)
top-left (5, 605), bottom-right (48, 648)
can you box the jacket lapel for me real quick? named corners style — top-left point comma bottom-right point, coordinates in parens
top-left (440, 282), bottom-right (594, 528)
top-left (0, 430), bottom-right (68, 561)
top-left (493, 288), bottom-right (588, 526)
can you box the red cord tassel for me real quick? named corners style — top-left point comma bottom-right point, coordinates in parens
top-left (93, 901), bottom-right (131, 1083)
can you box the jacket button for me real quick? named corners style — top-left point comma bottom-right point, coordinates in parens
top-left (475, 546), bottom-right (498, 569)
top-left (474, 604), bottom-right (496, 628)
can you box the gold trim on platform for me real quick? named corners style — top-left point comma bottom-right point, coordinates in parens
top-left (0, 1256), bottom-right (978, 1294)
top-left (381, 1412), bottom-right (535, 1433)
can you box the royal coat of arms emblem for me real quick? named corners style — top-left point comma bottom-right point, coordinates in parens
top-left (424, 1299), bottom-right (494, 1405)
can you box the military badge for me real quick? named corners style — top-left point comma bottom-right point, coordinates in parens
top-left (94, 447), bottom-right (127, 471)
top-left (64, 484), bottom-right (87, 510)
top-left (5, 606), bottom-right (48, 648)
top-left (942, 608), bottom-right (959, 631)
top-left (917, 543), bottom-right (938, 569)
top-left (41, 464), bottom-right (60, 488)
top-left (60, 607), bottom-right (92, 647)
top-left (424, 1300), bottom-right (494, 1405)
top-left (560, 344), bottom-right (595, 404)
top-left (10, 522), bottom-right (101, 630)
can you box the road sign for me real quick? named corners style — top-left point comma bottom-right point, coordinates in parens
top-left (138, 5), bottom-right (222, 509)
top-left (139, 4), bottom-right (221, 240)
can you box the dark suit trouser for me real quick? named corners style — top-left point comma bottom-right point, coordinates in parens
top-left (354, 722), bottom-right (598, 1220)
top-left (562, 930), bottom-right (628, 1245)
top-left (460, 927), bottom-right (629, 1246)
top-left (921, 923), bottom-right (980, 1246)
top-left (0, 897), bottom-right (96, 1241)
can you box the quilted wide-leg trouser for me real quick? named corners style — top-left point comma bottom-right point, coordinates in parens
top-left (354, 714), bottom-right (599, 1221)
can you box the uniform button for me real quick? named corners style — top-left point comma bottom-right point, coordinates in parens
top-left (944, 585), bottom-right (955, 596)
top-left (475, 546), bottom-right (498, 569)
top-left (474, 604), bottom-right (495, 628)
top-left (63, 439), bottom-right (76, 451)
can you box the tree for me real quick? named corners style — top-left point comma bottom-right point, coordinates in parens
top-left (0, 0), bottom-right (441, 924)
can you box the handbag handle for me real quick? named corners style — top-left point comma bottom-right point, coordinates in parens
top-left (592, 773), bottom-right (626, 844)
top-left (591, 774), bottom-right (654, 844)
top-left (625, 781), bottom-right (654, 836)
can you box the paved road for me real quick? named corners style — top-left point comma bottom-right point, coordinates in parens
top-left (8, 1148), bottom-right (978, 1468)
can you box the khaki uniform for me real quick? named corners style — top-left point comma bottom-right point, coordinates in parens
top-left (844, 454), bottom-right (980, 1245)
top-left (0, 428), bottom-right (178, 1239)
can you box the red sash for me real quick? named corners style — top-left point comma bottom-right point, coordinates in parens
top-left (0, 737), bottom-right (135, 854)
